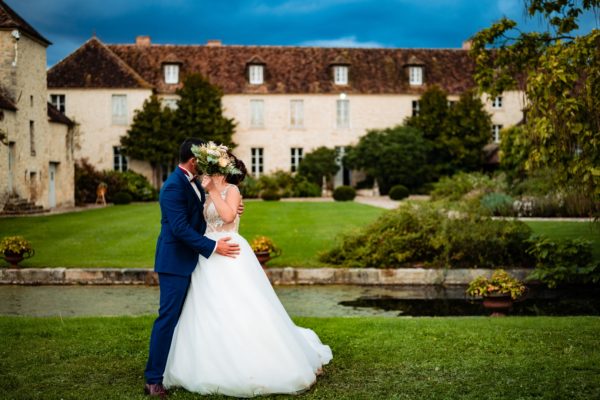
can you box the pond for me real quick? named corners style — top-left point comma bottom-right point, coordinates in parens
top-left (0, 285), bottom-right (597, 317)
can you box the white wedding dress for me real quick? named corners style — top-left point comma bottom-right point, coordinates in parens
top-left (163, 185), bottom-right (332, 397)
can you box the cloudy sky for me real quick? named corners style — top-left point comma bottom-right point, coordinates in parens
top-left (9, 0), bottom-right (599, 66)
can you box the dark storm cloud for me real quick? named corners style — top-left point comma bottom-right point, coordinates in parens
top-left (7, 0), bottom-right (598, 66)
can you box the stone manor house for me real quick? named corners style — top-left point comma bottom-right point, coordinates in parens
top-left (0, 1), bottom-right (75, 212)
top-left (47, 35), bottom-right (525, 188)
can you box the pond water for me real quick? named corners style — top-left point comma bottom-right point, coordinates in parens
top-left (0, 285), bottom-right (597, 317)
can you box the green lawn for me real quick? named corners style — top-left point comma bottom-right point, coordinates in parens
top-left (0, 316), bottom-right (598, 399)
top-left (0, 202), bottom-right (384, 268)
top-left (527, 220), bottom-right (600, 261)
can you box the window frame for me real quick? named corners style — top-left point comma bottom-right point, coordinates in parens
top-left (111, 94), bottom-right (128, 125)
top-left (249, 65), bottom-right (264, 85)
top-left (336, 99), bottom-right (350, 129)
top-left (250, 99), bottom-right (265, 128)
top-left (251, 147), bottom-right (264, 178)
top-left (492, 124), bottom-right (503, 143)
top-left (492, 96), bottom-right (503, 109)
top-left (290, 147), bottom-right (303, 173)
top-left (333, 66), bottom-right (349, 85)
top-left (113, 146), bottom-right (128, 172)
top-left (290, 99), bottom-right (304, 129)
top-left (164, 64), bottom-right (180, 84)
top-left (409, 66), bottom-right (423, 86)
top-left (50, 94), bottom-right (66, 113)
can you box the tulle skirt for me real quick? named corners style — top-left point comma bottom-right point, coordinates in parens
top-left (163, 231), bottom-right (332, 397)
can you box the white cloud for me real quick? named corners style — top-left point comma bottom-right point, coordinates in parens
top-left (253, 0), bottom-right (363, 15)
top-left (300, 35), bottom-right (385, 48)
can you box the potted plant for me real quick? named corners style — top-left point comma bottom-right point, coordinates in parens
top-left (1, 236), bottom-right (35, 268)
top-left (466, 269), bottom-right (526, 316)
top-left (250, 236), bottom-right (281, 268)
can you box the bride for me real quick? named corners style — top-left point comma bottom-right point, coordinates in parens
top-left (163, 156), bottom-right (332, 397)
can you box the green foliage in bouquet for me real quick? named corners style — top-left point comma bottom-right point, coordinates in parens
top-left (191, 141), bottom-right (241, 176)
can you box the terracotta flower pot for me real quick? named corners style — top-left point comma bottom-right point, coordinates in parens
top-left (482, 293), bottom-right (513, 317)
top-left (254, 251), bottom-right (271, 268)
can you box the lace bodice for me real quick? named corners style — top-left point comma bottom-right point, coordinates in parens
top-left (204, 184), bottom-right (240, 233)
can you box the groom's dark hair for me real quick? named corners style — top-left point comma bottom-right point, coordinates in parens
top-left (179, 138), bottom-right (204, 163)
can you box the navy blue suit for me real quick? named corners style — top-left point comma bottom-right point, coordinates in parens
top-left (145, 167), bottom-right (216, 384)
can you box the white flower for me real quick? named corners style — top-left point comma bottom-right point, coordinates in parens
top-left (218, 157), bottom-right (229, 168)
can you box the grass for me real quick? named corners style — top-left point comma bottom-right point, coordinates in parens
top-left (527, 220), bottom-right (600, 261)
top-left (0, 316), bottom-right (598, 399)
top-left (0, 202), bottom-right (384, 268)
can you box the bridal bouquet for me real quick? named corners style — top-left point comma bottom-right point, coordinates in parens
top-left (191, 141), bottom-right (242, 176)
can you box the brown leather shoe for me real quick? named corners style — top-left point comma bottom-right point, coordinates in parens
top-left (144, 383), bottom-right (168, 398)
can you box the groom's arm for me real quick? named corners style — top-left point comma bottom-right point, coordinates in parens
top-left (160, 184), bottom-right (216, 260)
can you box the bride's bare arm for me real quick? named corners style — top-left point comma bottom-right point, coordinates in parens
top-left (208, 184), bottom-right (241, 223)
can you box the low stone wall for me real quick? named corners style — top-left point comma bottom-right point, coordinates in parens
top-left (0, 267), bottom-right (532, 286)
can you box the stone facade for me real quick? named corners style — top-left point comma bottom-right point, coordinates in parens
top-left (47, 37), bottom-right (526, 188)
top-left (0, 2), bottom-right (75, 210)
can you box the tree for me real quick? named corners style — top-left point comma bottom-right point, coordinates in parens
top-left (344, 126), bottom-right (430, 194)
top-left (175, 73), bottom-right (236, 148)
top-left (297, 147), bottom-right (339, 187)
top-left (470, 0), bottom-right (600, 203)
top-left (405, 86), bottom-right (491, 179)
top-left (120, 95), bottom-right (177, 186)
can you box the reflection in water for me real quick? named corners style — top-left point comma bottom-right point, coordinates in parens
top-left (0, 285), bottom-right (597, 318)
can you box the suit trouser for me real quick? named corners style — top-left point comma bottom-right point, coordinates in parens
top-left (144, 272), bottom-right (190, 384)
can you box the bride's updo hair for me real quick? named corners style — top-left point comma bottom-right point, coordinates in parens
top-left (226, 152), bottom-right (247, 185)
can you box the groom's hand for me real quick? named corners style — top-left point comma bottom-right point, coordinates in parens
top-left (215, 237), bottom-right (240, 258)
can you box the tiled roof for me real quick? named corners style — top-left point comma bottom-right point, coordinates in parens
top-left (47, 102), bottom-right (74, 126)
top-left (49, 37), bottom-right (478, 95)
top-left (0, 0), bottom-right (51, 46)
top-left (0, 86), bottom-right (16, 111)
top-left (47, 37), bottom-right (153, 89)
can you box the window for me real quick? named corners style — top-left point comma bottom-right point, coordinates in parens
top-left (333, 66), bottom-right (348, 85)
top-left (50, 94), bottom-right (66, 113)
top-left (162, 98), bottom-right (178, 110)
top-left (412, 100), bottom-right (420, 116)
top-left (251, 148), bottom-right (264, 178)
top-left (290, 100), bottom-right (304, 128)
top-left (492, 96), bottom-right (503, 109)
top-left (111, 95), bottom-right (127, 125)
top-left (30, 95), bottom-right (34, 107)
top-left (409, 66), bottom-right (423, 85)
top-left (336, 99), bottom-right (350, 129)
top-left (113, 146), bottom-right (128, 172)
top-left (492, 124), bottom-right (503, 143)
top-left (250, 99), bottom-right (264, 128)
top-left (249, 65), bottom-right (264, 85)
top-left (164, 64), bottom-right (180, 84)
top-left (290, 148), bottom-right (303, 172)
top-left (29, 121), bottom-right (35, 156)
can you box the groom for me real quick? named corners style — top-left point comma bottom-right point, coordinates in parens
top-left (144, 138), bottom-right (240, 397)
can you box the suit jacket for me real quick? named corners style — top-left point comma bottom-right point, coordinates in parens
top-left (154, 167), bottom-right (216, 276)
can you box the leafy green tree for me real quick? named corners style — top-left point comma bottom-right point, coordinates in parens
top-left (120, 95), bottom-right (177, 186)
top-left (499, 126), bottom-right (531, 186)
top-left (175, 73), bottom-right (236, 147)
top-left (297, 147), bottom-right (339, 187)
top-left (470, 0), bottom-right (600, 203)
top-left (344, 126), bottom-right (430, 194)
top-left (406, 86), bottom-right (491, 179)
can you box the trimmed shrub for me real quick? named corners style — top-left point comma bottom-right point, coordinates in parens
top-left (320, 203), bottom-right (533, 269)
top-left (239, 176), bottom-right (260, 198)
top-left (261, 189), bottom-right (281, 201)
top-left (333, 186), bottom-right (356, 201)
top-left (112, 192), bottom-right (133, 205)
top-left (389, 185), bottom-right (410, 200)
top-left (292, 176), bottom-right (321, 197)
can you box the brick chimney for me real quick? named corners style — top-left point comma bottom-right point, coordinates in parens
top-left (136, 36), bottom-right (151, 46)
top-left (206, 39), bottom-right (222, 47)
top-left (462, 40), bottom-right (472, 50)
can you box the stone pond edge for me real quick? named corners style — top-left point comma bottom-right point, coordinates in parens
top-left (0, 267), bottom-right (532, 286)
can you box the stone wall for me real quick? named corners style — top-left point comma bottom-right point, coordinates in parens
top-left (0, 267), bottom-right (532, 286)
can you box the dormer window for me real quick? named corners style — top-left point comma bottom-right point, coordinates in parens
top-left (164, 64), bottom-right (180, 84)
top-left (249, 65), bottom-right (264, 85)
top-left (409, 66), bottom-right (423, 86)
top-left (333, 66), bottom-right (348, 85)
